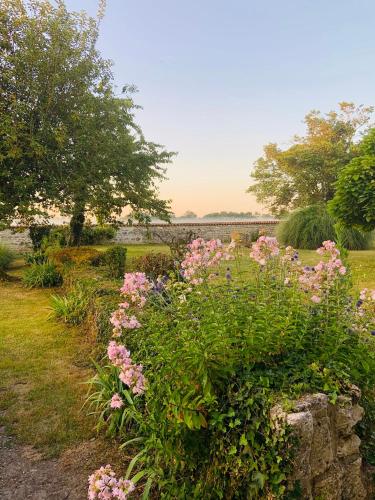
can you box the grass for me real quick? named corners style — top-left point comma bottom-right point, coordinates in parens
top-left (0, 281), bottom-right (94, 457)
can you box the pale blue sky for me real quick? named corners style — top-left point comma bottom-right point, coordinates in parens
top-left (65, 0), bottom-right (375, 215)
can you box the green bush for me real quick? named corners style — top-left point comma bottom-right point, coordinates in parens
top-left (88, 240), bottom-right (375, 497)
top-left (102, 245), bottom-right (127, 279)
top-left (80, 225), bottom-right (116, 245)
top-left (278, 204), bottom-right (372, 250)
top-left (335, 223), bottom-right (373, 251)
top-left (89, 292), bottom-right (121, 348)
top-left (133, 252), bottom-right (175, 280)
top-left (23, 262), bottom-right (63, 288)
top-left (40, 224), bottom-right (116, 250)
top-left (50, 280), bottom-right (95, 325)
top-left (0, 244), bottom-right (15, 273)
top-left (29, 225), bottom-right (52, 250)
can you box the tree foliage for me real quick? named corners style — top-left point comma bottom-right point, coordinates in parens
top-left (329, 128), bottom-right (375, 231)
top-left (248, 103), bottom-right (373, 215)
top-left (0, 0), bottom-right (174, 242)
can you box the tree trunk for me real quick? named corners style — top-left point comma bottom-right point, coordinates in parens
top-left (69, 203), bottom-right (85, 246)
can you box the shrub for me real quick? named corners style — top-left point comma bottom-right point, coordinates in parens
top-left (48, 246), bottom-right (101, 266)
top-left (0, 245), bottom-right (15, 278)
top-left (50, 280), bottom-right (95, 325)
top-left (278, 204), bottom-right (372, 250)
top-left (80, 225), bottom-right (116, 245)
top-left (133, 252), bottom-right (175, 280)
top-left (40, 224), bottom-right (116, 250)
top-left (87, 238), bottom-right (375, 497)
top-left (29, 225), bottom-right (51, 250)
top-left (23, 262), bottom-right (63, 288)
top-left (102, 245), bottom-right (127, 279)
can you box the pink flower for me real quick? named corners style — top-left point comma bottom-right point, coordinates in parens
top-left (311, 295), bottom-right (321, 304)
top-left (107, 341), bottom-right (146, 395)
top-left (250, 236), bottom-right (279, 265)
top-left (107, 341), bottom-right (131, 367)
top-left (181, 238), bottom-right (231, 282)
top-left (110, 393), bottom-right (124, 409)
top-left (88, 465), bottom-right (135, 499)
top-left (120, 273), bottom-right (151, 307)
top-left (110, 310), bottom-right (141, 337)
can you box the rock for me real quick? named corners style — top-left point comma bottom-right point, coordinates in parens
top-left (277, 392), bottom-right (369, 499)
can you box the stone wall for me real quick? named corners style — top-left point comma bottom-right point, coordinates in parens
top-left (113, 221), bottom-right (278, 245)
top-left (272, 390), bottom-right (369, 499)
top-left (0, 229), bottom-right (32, 250)
top-left (0, 221), bottom-right (279, 250)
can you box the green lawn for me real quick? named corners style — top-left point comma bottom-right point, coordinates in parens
top-left (0, 282), bottom-right (94, 457)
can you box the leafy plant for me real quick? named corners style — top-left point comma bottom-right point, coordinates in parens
top-left (329, 128), bottom-right (375, 232)
top-left (23, 262), bottom-right (63, 288)
top-left (24, 250), bottom-right (49, 265)
top-left (133, 252), bottom-right (175, 280)
top-left (50, 280), bottom-right (95, 325)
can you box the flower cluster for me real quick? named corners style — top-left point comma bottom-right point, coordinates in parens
top-left (281, 246), bottom-right (300, 265)
top-left (181, 238), bottom-right (232, 284)
top-left (250, 236), bottom-right (279, 266)
top-left (108, 341), bottom-right (146, 395)
top-left (120, 272), bottom-right (152, 308)
top-left (298, 241), bottom-right (346, 303)
top-left (110, 393), bottom-right (124, 409)
top-left (110, 310), bottom-right (141, 337)
top-left (88, 465), bottom-right (135, 499)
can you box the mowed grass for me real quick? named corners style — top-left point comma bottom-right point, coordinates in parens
top-left (0, 281), bottom-right (94, 457)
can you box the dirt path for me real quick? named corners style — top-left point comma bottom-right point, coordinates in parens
top-left (0, 425), bottom-right (125, 499)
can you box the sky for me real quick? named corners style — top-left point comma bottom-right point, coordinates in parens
top-left (65, 0), bottom-right (375, 216)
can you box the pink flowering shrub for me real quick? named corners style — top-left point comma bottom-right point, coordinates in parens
top-left (88, 237), bottom-right (375, 498)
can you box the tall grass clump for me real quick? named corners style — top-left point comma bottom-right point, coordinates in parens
top-left (50, 280), bottom-right (95, 325)
top-left (278, 204), bottom-right (372, 250)
top-left (23, 262), bottom-right (63, 288)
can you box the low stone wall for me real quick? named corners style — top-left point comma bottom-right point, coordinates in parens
top-left (272, 390), bottom-right (369, 499)
top-left (0, 221), bottom-right (279, 250)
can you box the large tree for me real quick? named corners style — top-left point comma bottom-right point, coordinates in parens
top-left (248, 103), bottom-right (373, 215)
top-left (0, 0), bottom-right (174, 242)
top-left (328, 128), bottom-right (375, 232)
